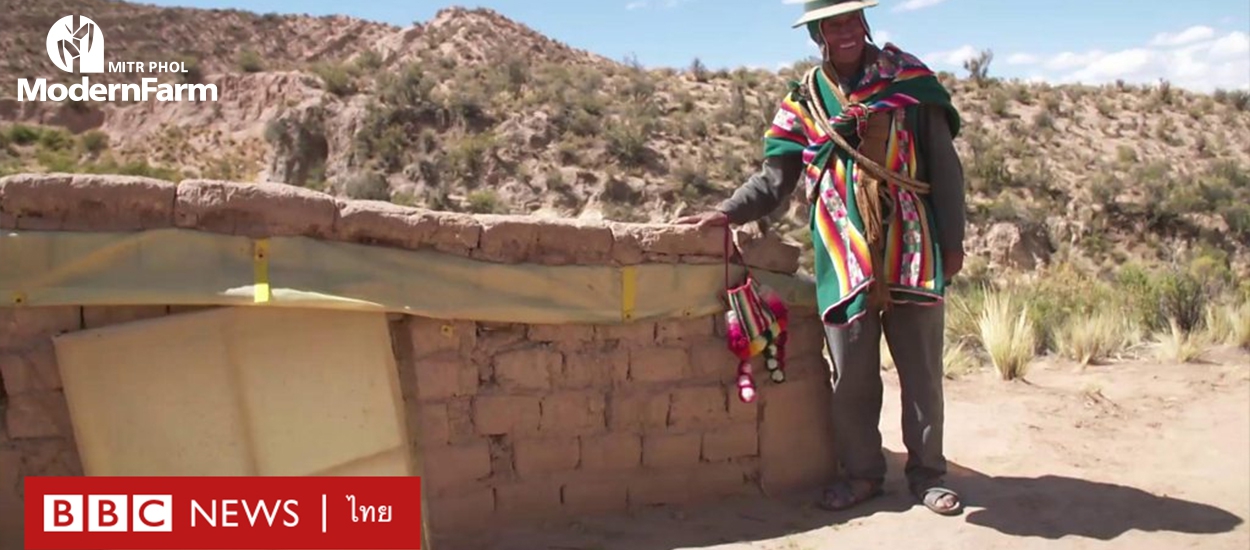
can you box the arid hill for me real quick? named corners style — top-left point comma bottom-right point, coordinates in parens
top-left (2, 0), bottom-right (1249, 283)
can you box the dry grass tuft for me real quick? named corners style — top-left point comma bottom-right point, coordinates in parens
top-left (978, 289), bottom-right (1037, 381)
top-left (1152, 318), bottom-right (1212, 364)
top-left (1233, 302), bottom-right (1250, 350)
top-left (943, 339), bottom-right (981, 379)
top-left (1054, 310), bottom-right (1135, 366)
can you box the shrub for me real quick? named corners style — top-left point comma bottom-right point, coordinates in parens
top-left (312, 63), bottom-right (356, 97)
top-left (1156, 269), bottom-right (1206, 334)
top-left (238, 50), bottom-right (264, 73)
top-left (80, 130), bottom-right (109, 154)
top-left (6, 125), bottom-right (40, 146)
top-left (342, 171), bottom-right (390, 201)
top-left (465, 190), bottom-right (503, 214)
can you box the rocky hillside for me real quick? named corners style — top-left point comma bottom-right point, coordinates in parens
top-left (1, 1), bottom-right (1249, 283)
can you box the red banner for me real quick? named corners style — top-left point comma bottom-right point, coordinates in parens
top-left (23, 476), bottom-right (423, 550)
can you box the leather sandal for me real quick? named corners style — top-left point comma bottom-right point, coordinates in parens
top-left (818, 478), bottom-right (884, 512)
top-left (913, 484), bottom-right (964, 516)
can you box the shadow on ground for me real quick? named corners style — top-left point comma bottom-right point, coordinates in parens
top-left (435, 450), bottom-right (1244, 550)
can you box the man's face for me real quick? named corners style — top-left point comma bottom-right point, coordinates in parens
top-left (819, 13), bottom-right (867, 65)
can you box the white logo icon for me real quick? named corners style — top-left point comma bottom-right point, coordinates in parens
top-left (46, 15), bottom-right (105, 74)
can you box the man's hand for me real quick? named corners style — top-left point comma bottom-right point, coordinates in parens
top-left (943, 249), bottom-right (964, 280)
top-left (672, 211), bottom-right (730, 228)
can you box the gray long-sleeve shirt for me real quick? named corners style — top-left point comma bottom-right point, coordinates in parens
top-left (717, 103), bottom-right (967, 255)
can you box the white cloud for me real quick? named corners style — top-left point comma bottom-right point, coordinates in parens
top-left (924, 44), bottom-right (980, 66)
top-left (1150, 25), bottom-right (1215, 47)
top-left (873, 29), bottom-right (893, 44)
top-left (1210, 31), bottom-right (1250, 57)
top-left (1045, 30), bottom-right (1250, 92)
top-left (1006, 53), bottom-right (1040, 65)
top-left (626, 1), bottom-right (647, 9)
top-left (893, 0), bottom-right (948, 12)
top-left (916, 25), bottom-right (1248, 92)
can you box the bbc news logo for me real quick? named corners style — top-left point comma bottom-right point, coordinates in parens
top-left (44, 494), bottom-right (173, 532)
top-left (24, 476), bottom-right (422, 549)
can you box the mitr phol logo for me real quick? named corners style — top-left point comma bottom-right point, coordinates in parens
top-left (48, 15), bottom-right (105, 73)
top-left (19, 14), bottom-right (218, 103)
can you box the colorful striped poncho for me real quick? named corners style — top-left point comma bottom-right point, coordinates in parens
top-left (764, 45), bottom-right (961, 326)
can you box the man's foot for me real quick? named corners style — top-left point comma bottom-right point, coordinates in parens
top-left (912, 483), bottom-right (963, 516)
top-left (818, 478), bottom-right (883, 512)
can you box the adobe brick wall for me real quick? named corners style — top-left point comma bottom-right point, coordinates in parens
top-left (0, 173), bottom-right (837, 540)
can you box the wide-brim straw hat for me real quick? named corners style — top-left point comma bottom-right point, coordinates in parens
top-left (792, 0), bottom-right (879, 28)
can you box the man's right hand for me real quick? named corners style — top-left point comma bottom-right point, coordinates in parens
top-left (672, 210), bottom-right (730, 228)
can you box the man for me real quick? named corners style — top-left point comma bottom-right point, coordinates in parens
top-left (675, 0), bottom-right (967, 516)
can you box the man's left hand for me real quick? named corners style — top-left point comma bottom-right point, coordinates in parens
top-left (943, 250), bottom-right (964, 280)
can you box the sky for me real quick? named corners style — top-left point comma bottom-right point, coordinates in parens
top-left (139, 0), bottom-right (1250, 92)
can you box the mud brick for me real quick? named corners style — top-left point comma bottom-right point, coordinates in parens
top-left (445, 399), bottom-right (477, 444)
top-left (473, 395), bottom-right (541, 436)
top-left (656, 317), bottom-right (714, 344)
top-left (418, 402), bottom-right (450, 448)
top-left (594, 321), bottom-right (656, 346)
top-left (428, 213), bottom-right (483, 257)
top-left (427, 483), bottom-right (494, 532)
top-left (642, 433), bottom-right (701, 469)
top-left (527, 324), bottom-right (596, 346)
top-left (494, 348), bottom-right (560, 391)
top-left (423, 442), bottom-right (493, 494)
top-left (727, 384), bottom-right (761, 423)
top-left (409, 318), bottom-right (477, 358)
top-left (702, 423), bottom-right (759, 461)
top-left (690, 459), bottom-right (760, 497)
top-left (82, 306), bottom-right (167, 329)
top-left (626, 472), bottom-right (694, 507)
top-left (513, 437), bottom-right (580, 477)
top-left (783, 353), bottom-right (829, 382)
top-left (759, 379), bottom-right (838, 492)
top-left (0, 306), bottom-right (81, 348)
top-left (11, 438), bottom-right (82, 477)
top-left (668, 386), bottom-right (730, 430)
top-left (5, 391), bottom-right (71, 439)
top-left (688, 340), bottom-right (740, 384)
top-left (539, 392), bottom-right (606, 436)
top-left (0, 450), bottom-right (22, 542)
top-left (0, 343), bottom-right (61, 394)
top-left (495, 479), bottom-right (564, 522)
top-left (175, 179), bottom-right (337, 238)
top-left (560, 347), bottom-right (628, 389)
top-left (785, 316), bottom-right (827, 359)
top-left (628, 347), bottom-right (689, 383)
top-left (580, 433), bottom-right (642, 472)
top-left (530, 218), bottom-right (616, 265)
top-left (607, 392), bottom-right (670, 433)
top-left (474, 216), bottom-right (539, 264)
top-left (415, 352), bottom-right (478, 401)
top-left (562, 478), bottom-right (628, 515)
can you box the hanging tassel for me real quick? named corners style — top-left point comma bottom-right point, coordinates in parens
top-left (737, 361), bottom-right (757, 403)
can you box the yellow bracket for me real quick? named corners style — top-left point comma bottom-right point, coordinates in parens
top-left (253, 239), bottom-right (271, 304)
top-left (620, 265), bottom-right (637, 322)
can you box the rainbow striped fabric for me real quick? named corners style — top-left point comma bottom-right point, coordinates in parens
top-left (764, 45), bottom-right (961, 326)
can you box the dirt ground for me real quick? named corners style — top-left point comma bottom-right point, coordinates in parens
top-left (439, 346), bottom-right (1250, 550)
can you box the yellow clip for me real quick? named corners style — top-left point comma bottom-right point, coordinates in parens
top-left (253, 239), bottom-right (271, 304)
top-left (620, 266), bottom-right (637, 322)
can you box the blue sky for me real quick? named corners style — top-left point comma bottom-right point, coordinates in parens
top-left (141, 0), bottom-right (1250, 91)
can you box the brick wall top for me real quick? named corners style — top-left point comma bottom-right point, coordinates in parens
top-left (0, 173), bottom-right (801, 272)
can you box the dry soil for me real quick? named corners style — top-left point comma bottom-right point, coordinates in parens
top-left (440, 347), bottom-right (1250, 550)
